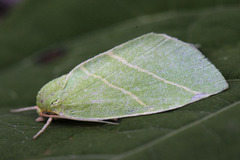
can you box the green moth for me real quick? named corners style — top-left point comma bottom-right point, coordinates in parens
top-left (11, 33), bottom-right (228, 139)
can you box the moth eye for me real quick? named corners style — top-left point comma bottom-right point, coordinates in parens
top-left (50, 99), bottom-right (59, 107)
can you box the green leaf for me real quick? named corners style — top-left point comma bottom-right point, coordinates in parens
top-left (0, 1), bottom-right (240, 160)
top-left (0, 0), bottom-right (239, 69)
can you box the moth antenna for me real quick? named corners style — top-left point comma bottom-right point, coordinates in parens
top-left (10, 106), bottom-right (38, 112)
top-left (33, 117), bottom-right (53, 140)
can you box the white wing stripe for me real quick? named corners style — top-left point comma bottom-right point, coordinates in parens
top-left (80, 65), bottom-right (147, 106)
top-left (106, 51), bottom-right (200, 95)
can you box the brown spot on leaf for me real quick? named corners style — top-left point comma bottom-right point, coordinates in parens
top-left (0, 0), bottom-right (21, 18)
top-left (36, 47), bottom-right (66, 64)
top-left (44, 148), bottom-right (51, 155)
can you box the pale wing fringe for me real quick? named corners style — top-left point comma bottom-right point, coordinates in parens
top-left (80, 65), bottom-right (146, 106)
top-left (106, 51), bottom-right (201, 95)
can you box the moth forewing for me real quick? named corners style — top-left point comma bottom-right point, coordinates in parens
top-left (11, 33), bottom-right (228, 139)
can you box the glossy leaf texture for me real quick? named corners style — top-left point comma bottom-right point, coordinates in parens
top-left (0, 1), bottom-right (239, 160)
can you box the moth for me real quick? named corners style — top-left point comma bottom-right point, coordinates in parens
top-left (11, 33), bottom-right (228, 139)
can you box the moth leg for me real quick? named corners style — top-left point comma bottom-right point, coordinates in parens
top-left (112, 118), bottom-right (119, 122)
top-left (35, 116), bottom-right (46, 122)
top-left (33, 117), bottom-right (53, 140)
top-left (98, 120), bottom-right (119, 125)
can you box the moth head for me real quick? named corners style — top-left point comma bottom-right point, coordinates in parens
top-left (36, 75), bottom-right (67, 114)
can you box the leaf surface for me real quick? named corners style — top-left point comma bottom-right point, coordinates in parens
top-left (0, 1), bottom-right (239, 160)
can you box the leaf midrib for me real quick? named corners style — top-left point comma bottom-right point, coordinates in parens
top-left (110, 99), bottom-right (240, 160)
